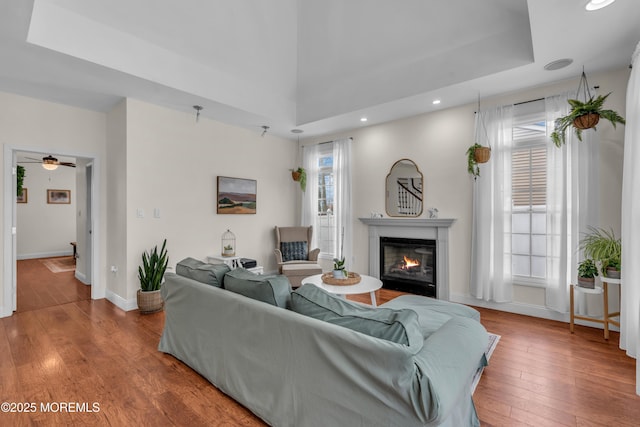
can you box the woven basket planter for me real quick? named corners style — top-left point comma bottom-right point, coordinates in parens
top-left (291, 171), bottom-right (301, 181)
top-left (137, 289), bottom-right (164, 314)
top-left (474, 146), bottom-right (491, 164)
top-left (573, 113), bottom-right (600, 130)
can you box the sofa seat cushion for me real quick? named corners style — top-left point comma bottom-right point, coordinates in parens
top-left (381, 295), bottom-right (481, 337)
top-left (280, 263), bottom-right (323, 288)
top-left (224, 268), bottom-right (292, 308)
top-left (176, 257), bottom-right (230, 288)
top-left (290, 284), bottom-right (423, 351)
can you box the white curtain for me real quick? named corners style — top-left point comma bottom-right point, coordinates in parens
top-left (620, 41), bottom-right (640, 394)
top-left (333, 138), bottom-right (353, 264)
top-left (470, 105), bottom-right (514, 302)
top-left (301, 139), bottom-right (353, 264)
top-left (470, 98), bottom-right (598, 309)
top-left (301, 144), bottom-right (320, 248)
top-left (544, 93), bottom-right (599, 312)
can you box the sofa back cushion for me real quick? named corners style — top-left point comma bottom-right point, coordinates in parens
top-left (280, 241), bottom-right (308, 262)
top-left (290, 284), bottom-right (423, 350)
top-left (224, 268), bottom-right (292, 308)
top-left (176, 257), bottom-right (230, 288)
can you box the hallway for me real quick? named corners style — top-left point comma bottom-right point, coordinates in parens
top-left (16, 257), bottom-right (90, 313)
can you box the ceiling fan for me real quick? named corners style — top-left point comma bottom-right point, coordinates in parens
top-left (18, 155), bottom-right (76, 170)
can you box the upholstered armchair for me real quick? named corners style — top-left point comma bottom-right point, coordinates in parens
top-left (274, 226), bottom-right (322, 287)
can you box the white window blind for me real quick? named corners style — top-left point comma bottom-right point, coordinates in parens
top-left (510, 102), bottom-right (548, 282)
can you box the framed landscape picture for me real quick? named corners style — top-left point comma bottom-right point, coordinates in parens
top-left (47, 189), bottom-right (71, 204)
top-left (17, 188), bottom-right (27, 203)
top-left (217, 176), bottom-right (256, 214)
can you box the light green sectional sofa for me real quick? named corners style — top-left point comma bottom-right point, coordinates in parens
top-left (159, 259), bottom-right (489, 427)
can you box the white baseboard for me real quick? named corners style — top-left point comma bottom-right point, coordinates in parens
top-left (0, 305), bottom-right (11, 318)
top-left (74, 271), bottom-right (90, 285)
top-left (450, 292), bottom-right (619, 332)
top-left (105, 289), bottom-right (137, 312)
top-left (17, 250), bottom-right (74, 260)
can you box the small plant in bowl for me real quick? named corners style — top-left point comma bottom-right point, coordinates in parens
top-left (577, 258), bottom-right (598, 289)
top-left (332, 257), bottom-right (347, 279)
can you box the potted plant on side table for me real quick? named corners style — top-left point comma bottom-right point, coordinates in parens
top-left (579, 226), bottom-right (621, 279)
top-left (577, 259), bottom-right (598, 289)
top-left (332, 257), bottom-right (347, 279)
top-left (137, 239), bottom-right (169, 314)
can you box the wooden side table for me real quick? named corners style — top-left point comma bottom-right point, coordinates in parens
top-left (570, 277), bottom-right (621, 340)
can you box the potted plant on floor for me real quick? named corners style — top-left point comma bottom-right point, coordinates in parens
top-left (577, 258), bottom-right (598, 289)
top-left (579, 226), bottom-right (621, 279)
top-left (137, 239), bottom-right (169, 314)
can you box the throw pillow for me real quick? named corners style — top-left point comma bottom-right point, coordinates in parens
top-left (290, 284), bottom-right (423, 350)
top-left (224, 268), bottom-right (292, 308)
top-left (280, 241), bottom-right (308, 262)
top-left (176, 257), bottom-right (230, 288)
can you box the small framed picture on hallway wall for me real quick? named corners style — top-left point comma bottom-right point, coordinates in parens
top-left (47, 189), bottom-right (70, 204)
top-left (17, 188), bottom-right (27, 203)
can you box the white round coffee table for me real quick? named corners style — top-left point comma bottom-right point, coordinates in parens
top-left (301, 273), bottom-right (383, 306)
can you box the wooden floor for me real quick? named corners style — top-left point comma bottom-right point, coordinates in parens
top-left (1, 267), bottom-right (638, 426)
top-left (16, 257), bottom-right (90, 313)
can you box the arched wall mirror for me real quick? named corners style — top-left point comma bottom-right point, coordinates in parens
top-left (385, 159), bottom-right (423, 217)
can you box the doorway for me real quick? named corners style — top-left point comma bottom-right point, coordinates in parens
top-left (2, 146), bottom-right (102, 317)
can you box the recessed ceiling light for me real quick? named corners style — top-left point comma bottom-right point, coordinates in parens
top-left (291, 129), bottom-right (304, 134)
top-left (360, 117), bottom-right (368, 122)
top-left (585, 0), bottom-right (616, 11)
top-left (544, 58), bottom-right (573, 71)
top-left (432, 99), bottom-right (441, 105)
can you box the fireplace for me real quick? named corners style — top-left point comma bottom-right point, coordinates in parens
top-left (380, 237), bottom-right (436, 297)
top-left (359, 217), bottom-right (455, 300)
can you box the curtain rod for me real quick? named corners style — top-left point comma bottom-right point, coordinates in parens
top-left (475, 97), bottom-right (544, 113)
top-left (318, 137), bottom-right (352, 145)
top-left (475, 85), bottom-right (602, 112)
top-left (514, 97), bottom-right (544, 106)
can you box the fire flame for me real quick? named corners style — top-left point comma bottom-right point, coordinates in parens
top-left (403, 256), bottom-right (420, 268)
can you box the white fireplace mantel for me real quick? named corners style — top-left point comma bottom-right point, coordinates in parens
top-left (359, 218), bottom-right (456, 300)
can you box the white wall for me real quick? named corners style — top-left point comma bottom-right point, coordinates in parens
top-left (1, 91), bottom-right (298, 315)
top-left (74, 158), bottom-right (91, 284)
top-left (303, 66), bottom-right (629, 318)
top-left (16, 161), bottom-right (76, 259)
top-left (106, 100), bottom-right (128, 304)
top-left (113, 99), bottom-right (298, 302)
top-left (0, 91), bottom-right (107, 316)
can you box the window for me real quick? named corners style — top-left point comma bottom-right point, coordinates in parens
top-left (509, 102), bottom-right (547, 284)
top-left (316, 145), bottom-right (335, 255)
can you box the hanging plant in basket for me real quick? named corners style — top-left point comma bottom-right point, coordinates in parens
top-left (466, 94), bottom-right (492, 177)
top-left (550, 71), bottom-right (625, 147)
top-left (290, 167), bottom-right (307, 192)
top-left (466, 143), bottom-right (491, 177)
